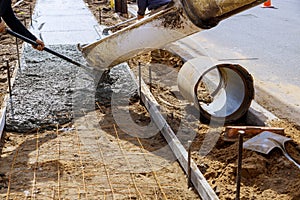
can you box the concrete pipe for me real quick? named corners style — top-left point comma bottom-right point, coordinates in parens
top-left (177, 57), bottom-right (254, 123)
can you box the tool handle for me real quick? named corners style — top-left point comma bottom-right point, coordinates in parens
top-left (102, 17), bottom-right (137, 35)
top-left (6, 29), bottom-right (84, 68)
top-left (102, 12), bottom-right (152, 35)
top-left (282, 150), bottom-right (300, 169)
top-left (225, 126), bottom-right (284, 137)
top-left (44, 46), bottom-right (84, 68)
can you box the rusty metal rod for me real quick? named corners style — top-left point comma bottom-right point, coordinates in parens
top-left (6, 60), bottom-right (12, 98)
top-left (224, 126), bottom-right (284, 140)
top-left (188, 140), bottom-right (192, 188)
top-left (235, 130), bottom-right (244, 200)
top-left (15, 38), bottom-right (21, 70)
top-left (138, 62), bottom-right (142, 103)
top-left (98, 8), bottom-right (102, 25)
top-left (29, 4), bottom-right (32, 26)
top-left (149, 65), bottom-right (152, 93)
top-left (6, 59), bottom-right (14, 116)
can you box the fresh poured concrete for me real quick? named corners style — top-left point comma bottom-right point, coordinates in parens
top-left (4, 0), bottom-right (107, 132)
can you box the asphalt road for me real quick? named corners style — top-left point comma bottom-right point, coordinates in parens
top-left (187, 0), bottom-right (300, 124)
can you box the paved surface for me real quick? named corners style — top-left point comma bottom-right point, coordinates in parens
top-left (172, 0), bottom-right (300, 124)
top-left (30, 0), bottom-right (102, 45)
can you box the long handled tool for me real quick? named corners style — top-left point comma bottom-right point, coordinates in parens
top-left (6, 29), bottom-right (96, 76)
top-left (102, 17), bottom-right (137, 35)
top-left (102, 12), bottom-right (152, 35)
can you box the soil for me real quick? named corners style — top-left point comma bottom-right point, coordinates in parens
top-left (0, 0), bottom-right (34, 106)
top-left (0, 0), bottom-right (299, 200)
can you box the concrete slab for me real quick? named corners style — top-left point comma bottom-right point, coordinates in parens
top-left (38, 30), bottom-right (101, 45)
top-left (30, 0), bottom-right (102, 45)
top-left (33, 16), bottom-right (97, 32)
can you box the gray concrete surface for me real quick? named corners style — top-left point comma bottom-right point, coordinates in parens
top-left (30, 0), bottom-right (102, 45)
top-left (6, 45), bottom-right (81, 132)
top-left (4, 0), bottom-right (104, 132)
top-left (5, 45), bottom-right (137, 132)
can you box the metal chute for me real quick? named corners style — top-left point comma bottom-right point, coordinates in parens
top-left (80, 0), bottom-right (266, 70)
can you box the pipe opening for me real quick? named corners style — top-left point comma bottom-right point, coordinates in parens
top-left (178, 60), bottom-right (254, 123)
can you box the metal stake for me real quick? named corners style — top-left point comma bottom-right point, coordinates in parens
top-left (6, 60), bottom-right (12, 98)
top-left (6, 60), bottom-right (14, 117)
top-left (15, 37), bottom-right (21, 70)
top-left (149, 65), bottom-right (152, 93)
top-left (99, 8), bottom-right (102, 25)
top-left (30, 4), bottom-right (32, 26)
top-left (235, 130), bottom-right (244, 200)
top-left (138, 62), bottom-right (142, 103)
top-left (188, 140), bottom-right (192, 188)
top-left (23, 17), bottom-right (26, 27)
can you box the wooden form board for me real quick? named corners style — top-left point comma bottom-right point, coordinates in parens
top-left (125, 65), bottom-right (219, 200)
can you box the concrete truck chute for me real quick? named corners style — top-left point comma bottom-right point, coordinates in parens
top-left (81, 0), bottom-right (265, 69)
top-left (80, 0), bottom-right (263, 123)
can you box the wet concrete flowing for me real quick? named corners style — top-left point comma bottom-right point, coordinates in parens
top-left (5, 44), bottom-right (138, 132)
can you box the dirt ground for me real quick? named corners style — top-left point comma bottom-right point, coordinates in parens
top-left (0, 0), bottom-right (32, 106)
top-left (0, 0), bottom-right (299, 200)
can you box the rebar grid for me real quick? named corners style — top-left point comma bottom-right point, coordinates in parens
top-left (31, 130), bottom-right (39, 200)
top-left (74, 126), bottom-right (87, 199)
top-left (136, 137), bottom-right (167, 200)
top-left (113, 124), bottom-right (144, 200)
top-left (80, 109), bottom-right (116, 199)
top-left (5, 139), bottom-right (20, 200)
top-left (95, 101), bottom-right (177, 199)
top-left (0, 106), bottom-right (195, 200)
top-left (56, 125), bottom-right (61, 200)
